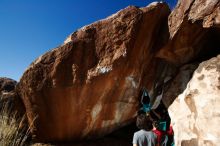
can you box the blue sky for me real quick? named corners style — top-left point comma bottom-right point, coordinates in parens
top-left (0, 0), bottom-right (177, 81)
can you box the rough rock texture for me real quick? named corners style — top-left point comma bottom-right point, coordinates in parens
top-left (0, 77), bottom-right (25, 116)
top-left (169, 55), bottom-right (220, 146)
top-left (169, 0), bottom-right (220, 37)
top-left (0, 77), bottom-right (16, 93)
top-left (157, 0), bottom-right (220, 65)
top-left (16, 0), bottom-right (220, 144)
top-left (17, 2), bottom-right (171, 142)
top-left (162, 64), bottom-right (198, 108)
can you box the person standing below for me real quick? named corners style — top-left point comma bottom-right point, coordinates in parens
top-left (133, 114), bottom-right (157, 146)
top-left (153, 122), bottom-right (174, 146)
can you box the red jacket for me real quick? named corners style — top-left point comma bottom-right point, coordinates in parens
top-left (153, 126), bottom-right (173, 144)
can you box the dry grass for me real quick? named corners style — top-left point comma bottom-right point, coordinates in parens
top-left (0, 102), bottom-right (29, 146)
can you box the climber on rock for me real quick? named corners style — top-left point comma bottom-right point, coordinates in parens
top-left (137, 87), bottom-right (174, 146)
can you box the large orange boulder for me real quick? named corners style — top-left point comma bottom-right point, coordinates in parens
top-left (157, 0), bottom-right (220, 65)
top-left (169, 0), bottom-right (220, 37)
top-left (17, 2), bottom-right (171, 142)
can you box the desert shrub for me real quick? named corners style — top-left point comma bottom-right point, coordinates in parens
top-left (0, 99), bottom-right (29, 146)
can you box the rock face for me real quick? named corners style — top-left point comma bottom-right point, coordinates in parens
top-left (0, 77), bottom-right (16, 93)
top-left (169, 55), bottom-right (220, 146)
top-left (157, 0), bottom-right (220, 65)
top-left (169, 0), bottom-right (220, 37)
top-left (162, 64), bottom-right (198, 108)
top-left (16, 0), bottom-right (220, 144)
top-left (0, 77), bottom-right (24, 116)
top-left (17, 3), bottom-right (171, 142)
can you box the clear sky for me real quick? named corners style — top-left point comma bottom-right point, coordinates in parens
top-left (0, 0), bottom-right (177, 81)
